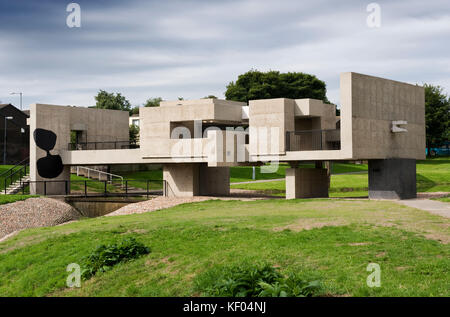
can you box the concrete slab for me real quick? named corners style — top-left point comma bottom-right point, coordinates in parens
top-left (397, 199), bottom-right (450, 218)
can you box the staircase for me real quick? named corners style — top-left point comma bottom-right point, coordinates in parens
top-left (0, 158), bottom-right (30, 195)
top-left (1, 174), bottom-right (30, 194)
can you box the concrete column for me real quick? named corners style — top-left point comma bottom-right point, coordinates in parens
top-left (368, 159), bottom-right (416, 199)
top-left (285, 167), bottom-right (329, 199)
top-left (163, 163), bottom-right (199, 197)
top-left (30, 166), bottom-right (71, 195)
top-left (163, 163), bottom-right (230, 197)
top-left (199, 165), bottom-right (230, 196)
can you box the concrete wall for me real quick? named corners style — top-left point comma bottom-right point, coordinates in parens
top-left (344, 72), bottom-right (426, 160)
top-left (29, 104), bottom-right (129, 194)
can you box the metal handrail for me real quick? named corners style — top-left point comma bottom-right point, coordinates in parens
top-left (286, 129), bottom-right (341, 151)
top-left (0, 157), bottom-right (29, 178)
top-left (3, 163), bottom-right (29, 194)
top-left (68, 140), bottom-right (139, 151)
top-left (76, 166), bottom-right (124, 188)
top-left (13, 179), bottom-right (166, 198)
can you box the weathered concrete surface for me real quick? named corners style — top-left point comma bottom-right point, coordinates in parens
top-left (163, 163), bottom-right (230, 197)
top-left (368, 158), bottom-right (416, 199)
top-left (397, 199), bottom-right (450, 218)
top-left (29, 104), bottom-right (129, 195)
top-left (286, 168), bottom-right (329, 199)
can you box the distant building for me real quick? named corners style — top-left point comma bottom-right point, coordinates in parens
top-left (129, 114), bottom-right (140, 127)
top-left (0, 104), bottom-right (29, 164)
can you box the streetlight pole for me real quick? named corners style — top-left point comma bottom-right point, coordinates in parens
top-left (3, 116), bottom-right (13, 164)
top-left (10, 92), bottom-right (23, 110)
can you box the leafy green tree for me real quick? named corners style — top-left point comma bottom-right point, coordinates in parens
top-left (129, 124), bottom-right (139, 144)
top-left (95, 90), bottom-right (131, 113)
top-left (144, 97), bottom-right (163, 107)
top-left (202, 95), bottom-right (218, 99)
top-left (130, 106), bottom-right (140, 115)
top-left (225, 70), bottom-right (329, 103)
top-left (424, 84), bottom-right (450, 156)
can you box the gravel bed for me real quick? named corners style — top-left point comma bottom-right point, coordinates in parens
top-left (107, 189), bottom-right (275, 216)
top-left (0, 197), bottom-right (81, 239)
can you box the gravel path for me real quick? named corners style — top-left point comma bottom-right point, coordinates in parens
top-left (0, 197), bottom-right (81, 240)
top-left (107, 189), bottom-right (277, 216)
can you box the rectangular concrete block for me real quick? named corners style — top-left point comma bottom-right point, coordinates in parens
top-left (163, 163), bottom-right (199, 197)
top-left (199, 165), bottom-right (230, 196)
top-left (368, 159), bottom-right (416, 199)
top-left (286, 168), bottom-right (329, 199)
top-left (163, 163), bottom-right (230, 197)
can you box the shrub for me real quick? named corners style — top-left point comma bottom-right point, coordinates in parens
top-left (195, 263), bottom-right (321, 297)
top-left (81, 237), bottom-right (150, 279)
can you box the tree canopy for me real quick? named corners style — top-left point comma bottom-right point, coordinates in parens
top-left (144, 97), bottom-right (163, 107)
top-left (225, 70), bottom-right (329, 103)
top-left (424, 84), bottom-right (450, 154)
top-left (94, 90), bottom-right (131, 113)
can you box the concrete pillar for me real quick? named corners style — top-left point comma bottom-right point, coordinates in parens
top-left (285, 167), bottom-right (329, 199)
top-left (163, 163), bottom-right (230, 197)
top-left (163, 163), bottom-right (199, 197)
top-left (199, 165), bottom-right (230, 196)
top-left (368, 159), bottom-right (416, 199)
top-left (30, 166), bottom-right (71, 195)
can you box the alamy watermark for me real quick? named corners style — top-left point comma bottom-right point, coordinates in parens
top-left (66, 263), bottom-right (81, 288)
top-left (366, 263), bottom-right (381, 288)
top-left (366, 3), bottom-right (381, 28)
top-left (66, 3), bottom-right (81, 28)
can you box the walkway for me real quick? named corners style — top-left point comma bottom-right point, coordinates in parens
top-left (398, 199), bottom-right (450, 218)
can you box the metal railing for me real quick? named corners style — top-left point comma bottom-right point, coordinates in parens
top-left (76, 166), bottom-right (124, 188)
top-left (13, 179), bottom-right (167, 198)
top-left (286, 129), bottom-right (341, 151)
top-left (68, 141), bottom-right (139, 151)
top-left (2, 158), bottom-right (29, 193)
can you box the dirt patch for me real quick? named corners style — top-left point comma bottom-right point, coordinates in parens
top-left (424, 233), bottom-right (449, 244)
top-left (274, 219), bottom-right (345, 232)
top-left (348, 242), bottom-right (372, 246)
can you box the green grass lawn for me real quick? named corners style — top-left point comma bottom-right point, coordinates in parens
top-left (0, 165), bottom-right (29, 191)
top-left (113, 170), bottom-right (164, 190)
top-left (0, 195), bottom-right (37, 205)
top-left (230, 162), bottom-right (368, 183)
top-left (0, 199), bottom-right (448, 297)
top-left (231, 158), bottom-right (450, 197)
top-left (70, 175), bottom-right (121, 194)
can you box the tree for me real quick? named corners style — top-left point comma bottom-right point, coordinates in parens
top-left (129, 124), bottom-right (139, 144)
top-left (225, 70), bottom-right (329, 103)
top-left (424, 84), bottom-right (450, 156)
top-left (95, 90), bottom-right (131, 113)
top-left (144, 97), bottom-right (163, 107)
top-left (202, 95), bottom-right (218, 99)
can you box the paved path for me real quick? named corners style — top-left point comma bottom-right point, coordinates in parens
top-left (398, 199), bottom-right (450, 218)
top-left (231, 178), bottom-right (284, 185)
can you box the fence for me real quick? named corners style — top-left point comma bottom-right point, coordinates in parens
top-left (285, 129), bottom-right (341, 151)
top-left (68, 141), bottom-right (139, 151)
top-left (13, 179), bottom-right (167, 198)
top-left (1, 158), bottom-right (29, 192)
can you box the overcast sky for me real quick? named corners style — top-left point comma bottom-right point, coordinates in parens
top-left (0, 0), bottom-right (449, 109)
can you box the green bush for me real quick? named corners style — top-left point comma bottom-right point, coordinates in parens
top-left (81, 237), bottom-right (150, 279)
top-left (195, 263), bottom-right (321, 297)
